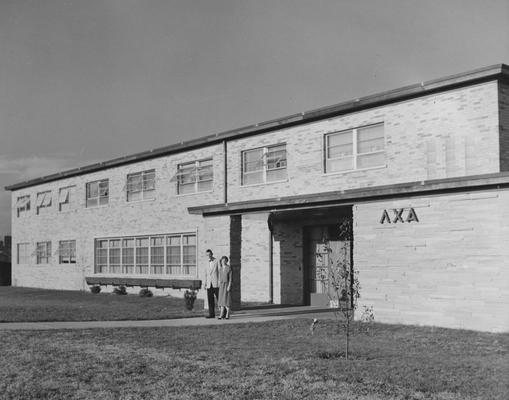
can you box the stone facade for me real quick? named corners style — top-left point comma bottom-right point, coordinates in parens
top-left (354, 190), bottom-right (509, 332)
top-left (499, 83), bottom-right (509, 171)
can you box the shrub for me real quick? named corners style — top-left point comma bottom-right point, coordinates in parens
top-left (90, 285), bottom-right (101, 294)
top-left (139, 288), bottom-right (153, 297)
top-left (113, 285), bottom-right (127, 295)
top-left (184, 290), bottom-right (197, 310)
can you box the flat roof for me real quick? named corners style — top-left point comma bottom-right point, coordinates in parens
top-left (6, 63), bottom-right (509, 191)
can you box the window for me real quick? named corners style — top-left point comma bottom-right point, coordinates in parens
top-left (126, 169), bottom-right (155, 201)
top-left (325, 124), bottom-right (385, 173)
top-left (177, 159), bottom-right (213, 194)
top-left (59, 186), bottom-right (75, 211)
top-left (166, 235), bottom-right (197, 275)
top-left (36, 241), bottom-right (51, 264)
top-left (242, 144), bottom-right (287, 185)
top-left (16, 195), bottom-right (30, 217)
top-left (86, 179), bottom-right (109, 207)
top-left (94, 233), bottom-right (197, 277)
top-left (135, 237), bottom-right (149, 274)
top-left (58, 240), bottom-right (76, 264)
top-left (17, 243), bottom-right (30, 264)
top-left (109, 239), bottom-right (121, 272)
top-left (122, 239), bottom-right (135, 274)
top-left (150, 237), bottom-right (164, 274)
top-left (36, 191), bottom-right (52, 214)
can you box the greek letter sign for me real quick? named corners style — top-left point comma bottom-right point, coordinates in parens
top-left (380, 208), bottom-right (419, 224)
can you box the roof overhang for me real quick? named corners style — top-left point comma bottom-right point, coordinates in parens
top-left (5, 64), bottom-right (509, 192)
top-left (188, 171), bottom-right (509, 216)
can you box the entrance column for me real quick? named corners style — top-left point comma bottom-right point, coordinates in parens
top-left (230, 215), bottom-right (241, 310)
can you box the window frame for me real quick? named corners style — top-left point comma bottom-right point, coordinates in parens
top-left (324, 123), bottom-right (385, 174)
top-left (94, 232), bottom-right (197, 278)
top-left (36, 191), bottom-right (52, 214)
top-left (16, 195), bottom-right (31, 217)
top-left (58, 240), bottom-right (76, 264)
top-left (126, 169), bottom-right (156, 202)
top-left (86, 179), bottom-right (109, 207)
top-left (36, 241), bottom-right (52, 264)
top-left (17, 243), bottom-right (30, 264)
top-left (176, 158), bottom-right (213, 195)
top-left (58, 186), bottom-right (75, 212)
top-left (241, 143), bottom-right (287, 186)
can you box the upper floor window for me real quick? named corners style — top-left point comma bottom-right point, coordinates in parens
top-left (16, 195), bottom-right (30, 217)
top-left (59, 186), bottom-right (75, 212)
top-left (242, 144), bottom-right (287, 185)
top-left (86, 179), bottom-right (109, 207)
top-left (126, 169), bottom-right (156, 201)
top-left (36, 191), bottom-right (52, 214)
top-left (177, 159), bottom-right (213, 195)
top-left (325, 123), bottom-right (385, 173)
top-left (36, 241), bottom-right (51, 264)
top-left (58, 240), bottom-right (76, 264)
top-left (17, 243), bottom-right (30, 264)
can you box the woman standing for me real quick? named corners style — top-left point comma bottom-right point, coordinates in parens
top-left (217, 256), bottom-right (232, 319)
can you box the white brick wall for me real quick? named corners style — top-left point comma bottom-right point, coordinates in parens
top-left (227, 81), bottom-right (500, 202)
top-left (11, 144), bottom-right (226, 298)
top-left (354, 190), bottom-right (509, 332)
top-left (8, 78), bottom-right (509, 332)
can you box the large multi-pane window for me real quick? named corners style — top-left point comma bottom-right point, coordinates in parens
top-left (86, 179), bottom-right (109, 207)
top-left (17, 243), bottom-right (30, 264)
top-left (325, 123), bottom-right (385, 173)
top-left (108, 239), bottom-right (121, 272)
top-left (94, 233), bottom-right (197, 276)
top-left (36, 191), bottom-right (52, 214)
top-left (36, 241), bottom-right (51, 264)
top-left (122, 239), bottom-right (135, 274)
top-left (58, 186), bottom-right (75, 212)
top-left (58, 240), bottom-right (76, 264)
top-left (177, 159), bottom-right (213, 194)
top-left (241, 144), bottom-right (287, 185)
top-left (126, 169), bottom-right (156, 201)
top-left (16, 195), bottom-right (30, 217)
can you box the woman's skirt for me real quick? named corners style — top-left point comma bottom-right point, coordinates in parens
top-left (218, 282), bottom-right (231, 307)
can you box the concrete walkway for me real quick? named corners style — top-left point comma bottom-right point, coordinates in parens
top-left (0, 306), bottom-right (337, 331)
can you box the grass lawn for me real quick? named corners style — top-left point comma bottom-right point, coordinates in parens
top-left (0, 319), bottom-right (507, 399)
top-left (0, 287), bottom-right (204, 322)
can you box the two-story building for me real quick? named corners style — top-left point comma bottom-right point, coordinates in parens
top-left (6, 64), bottom-right (509, 332)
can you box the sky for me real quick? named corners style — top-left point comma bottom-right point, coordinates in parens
top-left (0, 0), bottom-right (508, 236)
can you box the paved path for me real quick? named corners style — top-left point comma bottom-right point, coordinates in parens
top-left (0, 306), bottom-right (337, 331)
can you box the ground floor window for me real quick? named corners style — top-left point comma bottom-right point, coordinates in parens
top-left (17, 243), bottom-right (30, 264)
top-left (94, 233), bottom-right (197, 276)
top-left (36, 241), bottom-right (51, 264)
top-left (58, 240), bottom-right (76, 264)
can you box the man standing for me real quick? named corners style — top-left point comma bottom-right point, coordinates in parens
top-left (204, 249), bottom-right (219, 318)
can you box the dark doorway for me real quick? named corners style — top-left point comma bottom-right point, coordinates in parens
top-left (303, 217), bottom-right (353, 307)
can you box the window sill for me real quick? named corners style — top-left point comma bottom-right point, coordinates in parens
top-left (322, 164), bottom-right (387, 177)
top-left (176, 190), bottom-right (213, 197)
top-left (125, 197), bottom-right (157, 204)
top-left (85, 203), bottom-right (110, 209)
top-left (240, 179), bottom-right (288, 188)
